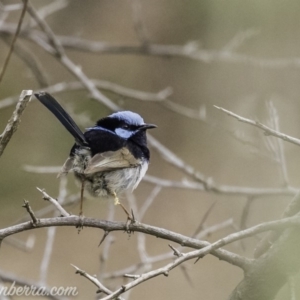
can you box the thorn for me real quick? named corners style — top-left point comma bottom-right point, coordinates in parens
top-left (194, 255), bottom-right (203, 264)
top-left (98, 231), bottom-right (109, 247)
top-left (168, 244), bottom-right (183, 257)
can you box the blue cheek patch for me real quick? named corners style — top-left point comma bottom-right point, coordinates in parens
top-left (115, 128), bottom-right (134, 139)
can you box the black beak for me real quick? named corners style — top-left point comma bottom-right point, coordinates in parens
top-left (139, 123), bottom-right (157, 130)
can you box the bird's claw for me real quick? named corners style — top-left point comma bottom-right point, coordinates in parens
top-left (76, 213), bottom-right (85, 233)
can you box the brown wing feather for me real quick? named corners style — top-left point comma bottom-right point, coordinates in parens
top-left (84, 148), bottom-right (141, 174)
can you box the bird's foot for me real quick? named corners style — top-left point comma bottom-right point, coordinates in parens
top-left (113, 193), bottom-right (121, 206)
top-left (76, 213), bottom-right (85, 233)
top-left (112, 192), bottom-right (135, 227)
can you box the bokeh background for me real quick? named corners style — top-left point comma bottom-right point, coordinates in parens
top-left (1, 0), bottom-right (300, 299)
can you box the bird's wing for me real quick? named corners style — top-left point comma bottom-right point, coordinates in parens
top-left (84, 148), bottom-right (141, 174)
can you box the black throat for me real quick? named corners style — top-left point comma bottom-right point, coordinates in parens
top-left (128, 130), bottom-right (150, 161)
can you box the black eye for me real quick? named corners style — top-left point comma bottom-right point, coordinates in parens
top-left (122, 124), bottom-right (129, 129)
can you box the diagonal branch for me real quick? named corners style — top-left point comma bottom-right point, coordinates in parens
top-left (25, 2), bottom-right (119, 111)
top-left (214, 105), bottom-right (300, 147)
top-left (0, 0), bottom-right (28, 84)
top-left (36, 187), bottom-right (70, 217)
top-left (71, 264), bottom-right (124, 300)
top-left (99, 215), bottom-right (300, 300)
top-left (0, 90), bottom-right (32, 157)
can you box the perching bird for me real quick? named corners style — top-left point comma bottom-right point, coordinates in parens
top-left (34, 92), bottom-right (156, 217)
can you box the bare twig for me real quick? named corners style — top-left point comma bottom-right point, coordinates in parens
top-left (0, 0), bottom-right (28, 84)
top-left (29, 0), bottom-right (69, 28)
top-left (214, 105), bottom-right (300, 147)
top-left (254, 191), bottom-right (300, 258)
top-left (3, 21), bottom-right (300, 70)
top-left (0, 90), bottom-right (32, 157)
top-left (196, 219), bottom-right (234, 240)
top-left (23, 165), bottom-right (61, 173)
top-left (124, 274), bottom-right (140, 280)
top-left (139, 185), bottom-right (161, 220)
top-left (39, 177), bottom-right (68, 285)
top-left (4, 235), bottom-right (35, 252)
top-left (25, 2), bottom-right (65, 57)
top-left (161, 100), bottom-right (207, 122)
top-left (1, 37), bottom-right (49, 87)
top-left (267, 101), bottom-right (289, 186)
top-left (168, 244), bottom-right (183, 257)
top-left (148, 135), bottom-right (299, 196)
top-left (0, 81), bottom-right (171, 111)
top-left (71, 264), bottom-right (123, 299)
top-left (25, 3), bottom-right (119, 111)
top-left (130, 0), bottom-right (149, 45)
top-left (240, 197), bottom-right (254, 230)
top-left (192, 201), bottom-right (217, 238)
top-left (22, 200), bottom-right (38, 226)
top-left (36, 187), bottom-right (70, 217)
top-left (99, 201), bottom-right (116, 284)
top-left (22, 165), bottom-right (300, 198)
top-left (222, 29), bottom-right (259, 52)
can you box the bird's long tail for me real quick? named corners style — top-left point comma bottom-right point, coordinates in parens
top-left (34, 92), bottom-right (88, 146)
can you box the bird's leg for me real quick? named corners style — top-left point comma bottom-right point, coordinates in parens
top-left (79, 177), bottom-right (85, 216)
top-left (76, 177), bottom-right (85, 232)
top-left (113, 192), bottom-right (132, 220)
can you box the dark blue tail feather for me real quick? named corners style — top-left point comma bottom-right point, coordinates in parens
top-left (35, 92), bottom-right (88, 146)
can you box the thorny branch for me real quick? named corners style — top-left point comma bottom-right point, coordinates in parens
top-left (0, 190), bottom-right (300, 270)
top-left (98, 214), bottom-right (300, 300)
top-left (0, 212), bottom-right (250, 270)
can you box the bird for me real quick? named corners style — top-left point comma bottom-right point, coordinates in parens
top-left (34, 92), bottom-right (156, 217)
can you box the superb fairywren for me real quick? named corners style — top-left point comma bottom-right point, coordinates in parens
top-left (34, 92), bottom-right (156, 217)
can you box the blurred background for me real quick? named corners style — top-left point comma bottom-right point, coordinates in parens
top-left (1, 0), bottom-right (300, 299)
